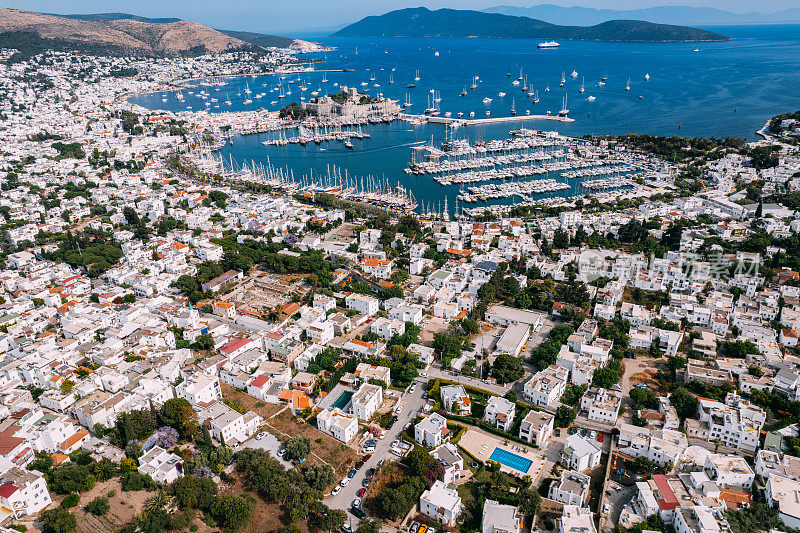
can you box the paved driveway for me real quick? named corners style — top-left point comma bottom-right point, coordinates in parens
top-left (324, 381), bottom-right (428, 527)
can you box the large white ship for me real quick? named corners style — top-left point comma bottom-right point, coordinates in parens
top-left (537, 41), bottom-right (560, 48)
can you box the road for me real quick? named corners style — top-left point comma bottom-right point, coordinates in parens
top-left (426, 367), bottom-right (510, 396)
top-left (324, 379), bottom-right (428, 529)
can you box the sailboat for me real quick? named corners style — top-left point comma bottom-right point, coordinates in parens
top-left (322, 73), bottom-right (328, 83)
top-left (389, 74), bottom-right (394, 85)
top-left (558, 94), bottom-right (569, 116)
top-left (461, 86), bottom-right (468, 97)
top-left (560, 72), bottom-right (566, 87)
top-left (625, 77), bottom-right (631, 91)
top-left (470, 76), bottom-right (478, 90)
top-left (545, 85), bottom-right (550, 92)
top-left (518, 68), bottom-right (523, 81)
top-left (579, 77), bottom-right (585, 94)
top-left (407, 77), bottom-right (416, 89)
top-left (571, 69), bottom-right (578, 78)
top-left (645, 73), bottom-right (650, 81)
top-left (415, 69), bottom-right (421, 81)
top-left (531, 90), bottom-right (540, 103)
top-left (510, 97), bottom-right (516, 116)
top-left (522, 75), bottom-right (528, 92)
top-left (404, 93), bottom-right (413, 107)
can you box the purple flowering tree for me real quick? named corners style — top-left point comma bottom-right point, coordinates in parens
top-left (154, 426), bottom-right (178, 449)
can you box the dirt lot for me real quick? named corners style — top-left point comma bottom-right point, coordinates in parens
top-left (219, 475), bottom-right (311, 533)
top-left (222, 270), bottom-right (308, 313)
top-left (71, 479), bottom-right (154, 533)
top-left (221, 384), bottom-right (359, 476)
top-left (418, 316), bottom-right (450, 346)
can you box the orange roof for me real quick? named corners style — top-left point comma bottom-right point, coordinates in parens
top-left (282, 303), bottom-right (301, 316)
top-left (60, 429), bottom-right (88, 451)
top-left (349, 339), bottom-right (372, 348)
top-left (215, 301), bottom-right (234, 309)
top-left (51, 452), bottom-right (70, 466)
top-left (363, 258), bottom-right (391, 267)
top-left (278, 389), bottom-right (311, 410)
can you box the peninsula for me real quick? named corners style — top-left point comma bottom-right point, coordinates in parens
top-left (334, 7), bottom-right (729, 42)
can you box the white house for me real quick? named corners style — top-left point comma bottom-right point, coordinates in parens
top-left (138, 446), bottom-right (183, 484)
top-left (484, 396), bottom-right (516, 432)
top-left (351, 383), bottom-right (383, 421)
top-left (175, 375), bottom-right (222, 406)
top-left (431, 442), bottom-right (464, 485)
top-left (345, 293), bottom-right (379, 316)
top-left (580, 387), bottom-right (622, 425)
top-left (561, 434), bottom-right (601, 472)
top-left (558, 506), bottom-right (596, 533)
top-left (519, 410), bottom-right (554, 448)
top-left (441, 385), bottom-right (472, 415)
top-left (0, 468), bottom-right (51, 518)
top-left (481, 499), bottom-right (522, 533)
top-left (523, 365), bottom-right (568, 408)
top-left (420, 480), bottom-right (462, 526)
top-left (415, 413), bottom-right (449, 448)
top-left (316, 409), bottom-right (358, 443)
top-left (549, 470), bottom-right (591, 507)
top-left (766, 473), bottom-right (800, 530)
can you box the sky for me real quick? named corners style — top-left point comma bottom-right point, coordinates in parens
top-left (2, 0), bottom-right (799, 34)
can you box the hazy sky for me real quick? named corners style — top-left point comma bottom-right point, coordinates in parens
top-left (2, 0), bottom-right (799, 33)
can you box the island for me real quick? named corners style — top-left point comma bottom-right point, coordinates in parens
top-left (334, 7), bottom-right (729, 42)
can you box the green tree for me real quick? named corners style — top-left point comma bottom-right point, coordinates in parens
top-left (300, 463), bottom-right (336, 491)
top-left (554, 406), bottom-right (576, 428)
top-left (40, 508), bottom-right (76, 533)
top-left (84, 497), bottom-right (110, 516)
top-left (670, 387), bottom-right (698, 420)
top-left (284, 436), bottom-right (311, 461)
top-left (159, 398), bottom-right (198, 438)
top-left (592, 365), bottom-right (620, 389)
top-left (491, 354), bottom-right (525, 384)
top-left (209, 494), bottom-right (255, 532)
top-left (356, 519), bottom-right (382, 533)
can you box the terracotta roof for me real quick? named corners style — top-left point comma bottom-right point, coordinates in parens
top-left (60, 429), bottom-right (89, 451)
top-left (0, 483), bottom-right (17, 498)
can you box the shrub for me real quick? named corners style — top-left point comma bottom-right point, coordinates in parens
top-left (60, 494), bottom-right (80, 508)
top-left (85, 497), bottom-right (110, 516)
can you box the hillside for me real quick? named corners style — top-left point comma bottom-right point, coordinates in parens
top-left (0, 7), bottom-right (252, 55)
top-left (334, 7), bottom-right (729, 42)
top-left (484, 4), bottom-right (800, 27)
top-left (52, 12), bottom-right (182, 24)
top-left (216, 29), bottom-right (296, 49)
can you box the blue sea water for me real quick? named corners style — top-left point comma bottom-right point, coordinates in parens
top-left (130, 25), bottom-right (800, 214)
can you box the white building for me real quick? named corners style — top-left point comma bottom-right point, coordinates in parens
top-left (580, 387), bottom-right (622, 425)
top-left (558, 505), bottom-right (596, 533)
top-left (523, 365), bottom-right (568, 408)
top-left (420, 480), bottom-right (462, 526)
top-left (415, 413), bottom-right (449, 448)
top-left (766, 473), bottom-right (800, 530)
top-left (0, 468), bottom-right (51, 518)
top-left (316, 409), bottom-right (358, 443)
top-left (431, 442), bottom-right (463, 485)
top-left (482, 499), bottom-right (522, 533)
top-left (138, 445), bottom-right (183, 484)
top-left (549, 470), bottom-right (591, 507)
top-left (519, 410), bottom-right (554, 448)
top-left (484, 396), bottom-right (516, 432)
top-left (175, 375), bottom-right (222, 406)
top-left (351, 383), bottom-right (383, 421)
top-left (345, 293), bottom-right (379, 316)
top-left (561, 434), bottom-right (601, 472)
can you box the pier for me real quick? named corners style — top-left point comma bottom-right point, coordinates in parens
top-left (400, 113), bottom-right (575, 126)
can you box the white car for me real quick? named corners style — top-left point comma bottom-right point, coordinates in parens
top-left (419, 372), bottom-right (428, 378)
top-left (331, 484), bottom-right (342, 496)
top-left (255, 432), bottom-right (267, 440)
top-left (378, 430), bottom-right (386, 440)
top-left (339, 477), bottom-right (351, 487)
top-left (395, 405), bottom-right (404, 414)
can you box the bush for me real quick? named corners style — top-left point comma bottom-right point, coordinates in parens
top-left (85, 497), bottom-right (110, 516)
top-left (284, 436), bottom-right (311, 461)
top-left (60, 494), bottom-right (80, 508)
top-left (121, 471), bottom-right (155, 492)
top-left (209, 494), bottom-right (255, 532)
top-left (40, 507), bottom-right (76, 533)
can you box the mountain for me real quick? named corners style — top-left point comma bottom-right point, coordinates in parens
top-left (215, 29), bottom-right (295, 49)
top-left (51, 12), bottom-right (182, 24)
top-left (484, 4), bottom-right (800, 27)
top-left (0, 7), bottom-right (253, 55)
top-left (334, 8), bottom-right (729, 42)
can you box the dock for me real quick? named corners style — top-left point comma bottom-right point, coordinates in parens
top-left (400, 113), bottom-right (575, 126)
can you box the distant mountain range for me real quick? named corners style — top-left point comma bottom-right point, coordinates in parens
top-left (484, 4), bottom-right (800, 27)
top-left (334, 7), bottom-right (729, 42)
top-left (0, 8), bottom-right (301, 56)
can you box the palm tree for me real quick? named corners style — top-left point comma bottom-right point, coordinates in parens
top-left (144, 491), bottom-right (170, 514)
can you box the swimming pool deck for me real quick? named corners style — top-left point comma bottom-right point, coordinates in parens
top-left (458, 427), bottom-right (546, 481)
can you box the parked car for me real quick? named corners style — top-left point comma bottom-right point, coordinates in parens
top-left (255, 432), bottom-right (267, 440)
top-left (597, 433), bottom-right (604, 442)
top-left (357, 488), bottom-right (366, 497)
top-left (386, 419), bottom-right (396, 430)
top-left (410, 522), bottom-right (420, 533)
top-left (395, 405), bottom-right (404, 414)
top-left (568, 427), bottom-right (578, 435)
top-left (363, 453), bottom-right (372, 461)
top-left (365, 468), bottom-right (375, 478)
top-left (420, 372), bottom-right (428, 378)
top-left (378, 430), bottom-right (386, 440)
top-left (341, 525), bottom-right (353, 533)
top-left (276, 447), bottom-right (287, 458)
top-left (589, 430), bottom-right (597, 440)
top-left (352, 498), bottom-right (362, 509)
top-left (362, 477), bottom-right (371, 488)
top-left (339, 477), bottom-right (350, 487)
top-left (347, 469), bottom-right (357, 478)
top-left (351, 507), bottom-right (366, 519)
top-left (331, 485), bottom-right (342, 496)
top-left (355, 460), bottom-right (364, 470)
top-left (377, 459), bottom-right (385, 468)
top-left (418, 525), bottom-right (428, 533)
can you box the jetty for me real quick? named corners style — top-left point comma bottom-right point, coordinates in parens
top-left (399, 113), bottom-right (575, 126)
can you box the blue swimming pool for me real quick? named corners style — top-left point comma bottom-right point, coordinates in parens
top-left (489, 447), bottom-right (533, 473)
